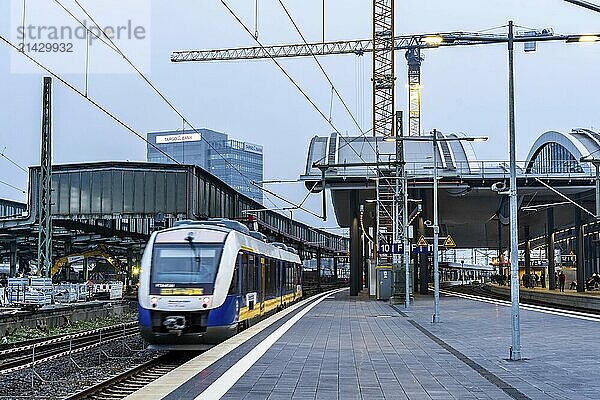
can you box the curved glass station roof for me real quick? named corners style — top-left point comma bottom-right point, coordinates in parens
top-left (303, 129), bottom-right (600, 180)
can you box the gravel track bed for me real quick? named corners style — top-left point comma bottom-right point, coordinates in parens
top-left (0, 335), bottom-right (164, 399)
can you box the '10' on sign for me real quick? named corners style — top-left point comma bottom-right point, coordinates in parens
top-left (378, 243), bottom-right (403, 254)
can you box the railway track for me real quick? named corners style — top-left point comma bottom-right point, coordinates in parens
top-left (443, 283), bottom-right (600, 315)
top-left (64, 352), bottom-right (198, 400)
top-left (0, 322), bottom-right (139, 376)
top-left (62, 285), bottom-right (340, 399)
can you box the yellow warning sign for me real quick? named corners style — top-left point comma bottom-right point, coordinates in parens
top-left (417, 235), bottom-right (428, 247)
top-left (443, 235), bottom-right (457, 248)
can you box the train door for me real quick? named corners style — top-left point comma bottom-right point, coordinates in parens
top-left (260, 257), bottom-right (266, 315)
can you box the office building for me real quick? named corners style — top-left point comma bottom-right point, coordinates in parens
top-left (147, 129), bottom-right (263, 203)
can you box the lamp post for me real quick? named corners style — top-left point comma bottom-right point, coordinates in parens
top-left (508, 20), bottom-right (522, 361)
top-left (386, 132), bottom-right (487, 321)
top-left (403, 168), bottom-right (410, 309)
top-left (432, 130), bottom-right (440, 322)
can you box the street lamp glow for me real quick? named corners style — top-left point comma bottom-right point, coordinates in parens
top-left (578, 35), bottom-right (600, 42)
top-left (422, 35), bottom-right (444, 46)
top-left (566, 34), bottom-right (600, 43)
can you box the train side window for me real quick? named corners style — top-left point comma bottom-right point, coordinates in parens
top-left (271, 259), bottom-right (277, 296)
top-left (255, 256), bottom-right (261, 292)
top-left (285, 262), bottom-right (290, 291)
top-left (248, 254), bottom-right (255, 292)
top-left (229, 254), bottom-right (240, 294)
top-left (266, 258), bottom-right (271, 296)
top-left (241, 253), bottom-right (248, 294)
top-left (281, 261), bottom-right (286, 293)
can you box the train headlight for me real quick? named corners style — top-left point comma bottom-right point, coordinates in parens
top-left (150, 296), bottom-right (159, 308)
top-left (202, 297), bottom-right (210, 308)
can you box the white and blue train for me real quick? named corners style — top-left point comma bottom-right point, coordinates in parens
top-left (138, 219), bottom-right (302, 348)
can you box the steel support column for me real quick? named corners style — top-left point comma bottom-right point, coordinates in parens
top-left (524, 226), bottom-right (531, 284)
top-left (333, 256), bottom-right (338, 283)
top-left (417, 215), bottom-right (428, 294)
top-left (575, 199), bottom-right (585, 292)
top-left (350, 191), bottom-right (361, 296)
top-left (316, 249), bottom-right (322, 289)
top-left (498, 219), bottom-right (503, 276)
top-left (9, 240), bottom-right (17, 278)
top-left (363, 234), bottom-right (369, 291)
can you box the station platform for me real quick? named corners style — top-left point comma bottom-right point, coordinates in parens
top-left (127, 288), bottom-right (600, 400)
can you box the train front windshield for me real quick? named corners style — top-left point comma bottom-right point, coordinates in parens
top-left (151, 244), bottom-right (222, 294)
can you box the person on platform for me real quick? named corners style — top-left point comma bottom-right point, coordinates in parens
top-left (558, 271), bottom-right (566, 292)
top-left (555, 272), bottom-right (559, 290)
top-left (522, 274), bottom-right (529, 288)
top-left (541, 271), bottom-right (546, 288)
top-left (534, 273), bottom-right (540, 288)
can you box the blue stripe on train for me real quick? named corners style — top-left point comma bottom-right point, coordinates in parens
top-left (208, 295), bottom-right (238, 327)
top-left (138, 304), bottom-right (151, 328)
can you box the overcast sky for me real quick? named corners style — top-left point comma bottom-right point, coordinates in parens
top-left (1, 0), bottom-right (600, 231)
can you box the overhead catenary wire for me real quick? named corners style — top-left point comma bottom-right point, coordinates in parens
top-left (0, 179), bottom-right (26, 194)
top-left (276, 0), bottom-right (367, 136)
top-left (221, 0), bottom-right (378, 179)
top-left (0, 32), bottom-right (180, 166)
top-left (34, 0), bottom-right (320, 219)
top-left (0, 147), bottom-right (28, 173)
top-left (70, 0), bottom-right (323, 217)
top-left (275, 0), bottom-right (378, 163)
top-left (220, 0), bottom-right (343, 136)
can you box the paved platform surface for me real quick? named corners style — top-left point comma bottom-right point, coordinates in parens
top-left (130, 289), bottom-right (600, 400)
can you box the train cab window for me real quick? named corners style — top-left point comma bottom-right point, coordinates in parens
top-left (151, 244), bottom-right (222, 285)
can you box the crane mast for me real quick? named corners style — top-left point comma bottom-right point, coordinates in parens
top-left (372, 0), bottom-right (395, 138)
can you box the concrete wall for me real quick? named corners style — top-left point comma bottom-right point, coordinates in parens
top-left (0, 301), bottom-right (130, 337)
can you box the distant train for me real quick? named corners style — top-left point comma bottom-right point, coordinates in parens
top-left (138, 219), bottom-right (302, 349)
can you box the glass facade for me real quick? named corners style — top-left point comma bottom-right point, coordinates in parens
top-left (527, 142), bottom-right (584, 174)
top-left (147, 129), bottom-right (263, 203)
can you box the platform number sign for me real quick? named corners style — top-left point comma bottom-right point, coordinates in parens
top-left (379, 243), bottom-right (403, 254)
